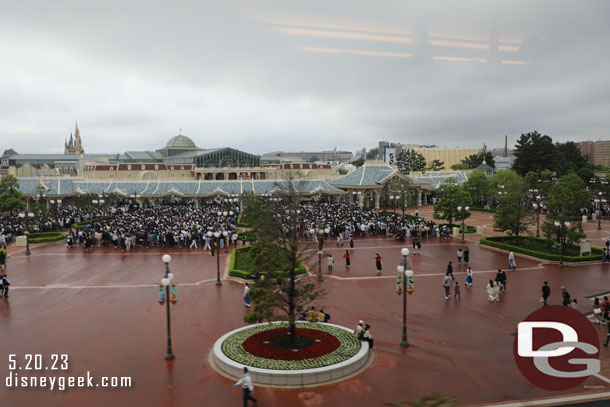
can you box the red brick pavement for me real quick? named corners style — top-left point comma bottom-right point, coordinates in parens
top-left (0, 234), bottom-right (609, 406)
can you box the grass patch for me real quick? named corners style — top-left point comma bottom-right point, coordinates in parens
top-left (480, 235), bottom-right (602, 262)
top-left (72, 217), bottom-right (108, 229)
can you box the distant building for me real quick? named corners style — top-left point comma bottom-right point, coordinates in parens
top-left (261, 149), bottom-right (353, 163)
top-left (580, 140), bottom-right (610, 167)
top-left (64, 122), bottom-right (84, 154)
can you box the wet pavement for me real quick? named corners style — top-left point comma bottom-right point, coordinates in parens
top-left (1, 219), bottom-right (610, 406)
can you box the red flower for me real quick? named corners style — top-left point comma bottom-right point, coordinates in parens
top-left (243, 328), bottom-right (340, 361)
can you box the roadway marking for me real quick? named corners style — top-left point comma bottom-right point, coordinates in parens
top-left (12, 278), bottom-right (222, 290)
top-left (481, 391), bottom-right (610, 406)
top-left (323, 266), bottom-right (544, 280)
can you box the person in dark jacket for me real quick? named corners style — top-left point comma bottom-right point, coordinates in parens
top-left (561, 286), bottom-right (571, 306)
top-left (446, 261), bottom-right (454, 279)
top-left (541, 281), bottom-right (551, 307)
top-left (495, 269), bottom-right (507, 292)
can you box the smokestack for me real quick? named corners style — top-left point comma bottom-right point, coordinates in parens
top-left (504, 135), bottom-right (508, 157)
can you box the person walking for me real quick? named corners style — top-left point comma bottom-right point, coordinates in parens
top-left (1, 275), bottom-right (9, 298)
top-left (465, 267), bottom-right (473, 287)
top-left (486, 280), bottom-right (497, 302)
top-left (541, 281), bottom-right (551, 307)
top-left (604, 320), bottom-right (610, 347)
top-left (242, 234), bottom-right (247, 247)
top-left (327, 254), bottom-right (333, 272)
top-left (349, 235), bottom-right (354, 248)
top-left (0, 249), bottom-right (7, 271)
top-left (233, 367), bottom-right (257, 407)
top-left (204, 235), bottom-right (212, 251)
top-left (454, 281), bottom-right (461, 300)
top-left (493, 279), bottom-right (501, 301)
top-left (416, 238), bottom-right (421, 255)
top-left (602, 296), bottom-right (609, 321)
top-left (561, 286), bottom-right (571, 306)
top-left (508, 251), bottom-right (517, 271)
top-left (463, 247), bottom-right (469, 265)
top-left (343, 250), bottom-right (350, 269)
top-left (374, 253), bottom-right (382, 274)
top-left (443, 272), bottom-right (452, 300)
top-left (446, 261), bottom-right (454, 279)
top-left (495, 269), bottom-right (507, 292)
top-left (244, 283), bottom-right (251, 307)
top-left (457, 248), bottom-right (463, 264)
top-left (362, 324), bottom-right (374, 349)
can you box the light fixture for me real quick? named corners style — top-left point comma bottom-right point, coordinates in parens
top-left (162, 254), bottom-right (172, 264)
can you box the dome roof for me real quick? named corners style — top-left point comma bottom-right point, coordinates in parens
top-left (164, 135), bottom-right (197, 149)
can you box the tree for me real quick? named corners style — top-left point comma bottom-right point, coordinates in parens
top-left (544, 173), bottom-right (589, 253)
top-left (366, 148), bottom-right (379, 159)
top-left (352, 156), bottom-right (365, 167)
top-left (461, 152), bottom-right (495, 169)
top-left (242, 179), bottom-right (324, 345)
top-left (491, 170), bottom-right (532, 244)
top-left (555, 141), bottom-right (587, 176)
top-left (427, 159), bottom-right (445, 171)
top-left (512, 131), bottom-right (558, 176)
top-left (463, 171), bottom-right (490, 206)
top-left (0, 175), bottom-right (26, 213)
top-left (433, 179), bottom-right (472, 226)
top-left (450, 163), bottom-right (469, 170)
top-left (396, 150), bottom-right (427, 174)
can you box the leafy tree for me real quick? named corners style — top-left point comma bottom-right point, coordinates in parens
top-left (461, 152), bottom-right (495, 169)
top-left (576, 167), bottom-right (594, 183)
top-left (463, 171), bottom-right (490, 206)
top-left (0, 175), bottom-right (26, 213)
top-left (396, 150), bottom-right (427, 174)
top-left (545, 173), bottom-right (589, 253)
top-left (512, 131), bottom-right (558, 176)
top-left (427, 159), bottom-right (445, 171)
top-left (242, 181), bottom-right (324, 345)
top-left (433, 179), bottom-right (472, 226)
top-left (491, 171), bottom-right (532, 244)
top-left (450, 163), bottom-right (469, 170)
top-left (366, 147), bottom-right (379, 159)
top-left (555, 141), bottom-right (588, 176)
top-left (352, 156), bottom-right (365, 167)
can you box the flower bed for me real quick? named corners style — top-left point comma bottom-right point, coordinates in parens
top-left (242, 327), bottom-right (340, 361)
top-left (221, 322), bottom-right (360, 370)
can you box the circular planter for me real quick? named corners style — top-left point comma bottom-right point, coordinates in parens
top-left (213, 322), bottom-right (370, 386)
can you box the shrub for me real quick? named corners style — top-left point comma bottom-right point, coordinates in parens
top-left (237, 230), bottom-right (257, 243)
top-left (72, 217), bottom-right (107, 229)
top-left (480, 235), bottom-right (602, 262)
top-left (470, 206), bottom-right (497, 213)
top-left (438, 223), bottom-right (477, 233)
top-left (229, 246), bottom-right (307, 279)
top-left (25, 232), bottom-right (66, 243)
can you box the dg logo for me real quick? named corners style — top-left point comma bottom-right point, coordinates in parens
top-left (514, 305), bottom-right (600, 391)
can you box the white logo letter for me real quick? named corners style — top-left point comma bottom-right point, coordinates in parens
top-left (518, 322), bottom-right (577, 357)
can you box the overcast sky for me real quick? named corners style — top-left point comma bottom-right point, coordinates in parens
top-left (1, 0), bottom-right (608, 156)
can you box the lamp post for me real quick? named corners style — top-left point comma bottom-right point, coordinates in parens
top-left (598, 191), bottom-right (603, 230)
top-left (161, 254), bottom-right (175, 360)
top-left (401, 185), bottom-right (406, 217)
top-left (210, 231), bottom-right (222, 286)
top-left (532, 195), bottom-right (541, 237)
top-left (398, 247), bottom-right (411, 347)
top-left (554, 219), bottom-right (570, 268)
top-left (456, 206), bottom-right (469, 243)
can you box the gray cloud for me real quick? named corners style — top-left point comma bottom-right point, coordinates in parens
top-left (1, 0), bottom-right (608, 156)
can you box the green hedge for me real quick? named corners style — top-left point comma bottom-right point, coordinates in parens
top-left (381, 212), bottom-right (425, 221)
top-left (236, 213), bottom-right (248, 227)
top-left (470, 206), bottom-right (497, 213)
top-left (26, 232), bottom-right (66, 243)
top-left (237, 230), bottom-right (257, 243)
top-left (439, 223), bottom-right (477, 233)
top-left (72, 217), bottom-right (107, 229)
top-left (480, 235), bottom-right (603, 262)
top-left (229, 246), bottom-right (307, 279)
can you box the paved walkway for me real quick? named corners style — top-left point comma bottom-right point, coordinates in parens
top-left (1, 211), bottom-right (609, 406)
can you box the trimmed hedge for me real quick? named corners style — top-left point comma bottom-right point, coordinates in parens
top-left (72, 217), bottom-right (107, 229)
top-left (26, 232), bottom-right (66, 243)
top-left (470, 206), bottom-right (497, 213)
top-left (229, 246), bottom-right (307, 279)
top-left (439, 223), bottom-right (477, 233)
top-left (480, 235), bottom-right (603, 262)
top-left (237, 230), bottom-right (257, 243)
top-left (381, 212), bottom-right (425, 221)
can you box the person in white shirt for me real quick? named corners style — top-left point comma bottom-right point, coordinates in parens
top-left (508, 251), bottom-right (517, 271)
top-left (233, 367), bottom-right (257, 406)
top-left (244, 283), bottom-right (251, 307)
